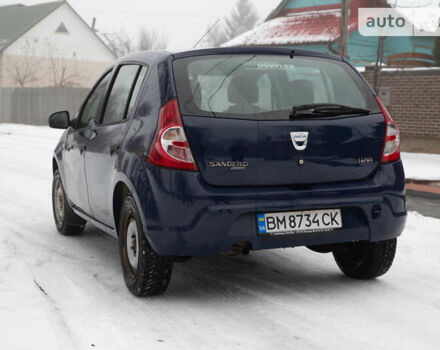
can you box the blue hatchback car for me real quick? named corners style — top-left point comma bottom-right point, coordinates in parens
top-left (49, 47), bottom-right (406, 296)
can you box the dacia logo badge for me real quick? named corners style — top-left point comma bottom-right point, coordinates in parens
top-left (290, 132), bottom-right (309, 151)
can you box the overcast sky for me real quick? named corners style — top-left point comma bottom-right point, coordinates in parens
top-left (0, 0), bottom-right (281, 50)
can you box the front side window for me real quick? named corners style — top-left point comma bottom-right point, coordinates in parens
top-left (79, 72), bottom-right (111, 128)
top-left (173, 54), bottom-right (379, 120)
top-left (102, 65), bottom-right (144, 125)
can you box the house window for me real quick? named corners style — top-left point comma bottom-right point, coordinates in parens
top-left (55, 22), bottom-right (69, 34)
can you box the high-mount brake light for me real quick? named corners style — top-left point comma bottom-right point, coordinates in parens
top-left (147, 98), bottom-right (198, 171)
top-left (376, 96), bottom-right (401, 163)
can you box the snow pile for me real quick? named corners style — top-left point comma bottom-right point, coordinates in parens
top-left (401, 152), bottom-right (440, 181)
top-left (0, 122), bottom-right (64, 139)
top-left (1, 124), bottom-right (440, 349)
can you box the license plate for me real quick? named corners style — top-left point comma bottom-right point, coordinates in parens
top-left (257, 208), bottom-right (342, 235)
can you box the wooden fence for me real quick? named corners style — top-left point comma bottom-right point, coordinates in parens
top-left (0, 87), bottom-right (90, 125)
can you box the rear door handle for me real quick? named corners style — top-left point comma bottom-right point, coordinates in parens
top-left (110, 144), bottom-right (120, 155)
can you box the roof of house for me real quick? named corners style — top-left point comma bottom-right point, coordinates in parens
top-left (0, 1), bottom-right (63, 52)
top-left (0, 1), bottom-right (114, 58)
top-left (225, 0), bottom-right (389, 47)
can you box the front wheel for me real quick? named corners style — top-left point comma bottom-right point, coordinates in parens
top-left (333, 239), bottom-right (397, 280)
top-left (118, 195), bottom-right (173, 296)
top-left (52, 170), bottom-right (86, 236)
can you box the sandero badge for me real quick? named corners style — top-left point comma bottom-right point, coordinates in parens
top-left (49, 47), bottom-right (406, 297)
top-left (209, 160), bottom-right (249, 170)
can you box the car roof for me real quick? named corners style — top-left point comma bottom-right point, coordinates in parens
top-left (117, 46), bottom-right (343, 66)
top-left (172, 46), bottom-right (342, 61)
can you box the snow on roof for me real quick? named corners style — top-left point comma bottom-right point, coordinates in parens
top-left (224, 0), bottom-right (389, 48)
top-left (224, 8), bottom-right (357, 47)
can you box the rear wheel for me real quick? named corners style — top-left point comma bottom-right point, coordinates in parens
top-left (118, 195), bottom-right (173, 296)
top-left (52, 170), bottom-right (86, 236)
top-left (333, 239), bottom-right (397, 280)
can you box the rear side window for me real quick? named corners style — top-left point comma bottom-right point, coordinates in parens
top-left (102, 64), bottom-right (146, 124)
top-left (127, 66), bottom-right (148, 115)
top-left (173, 55), bottom-right (379, 120)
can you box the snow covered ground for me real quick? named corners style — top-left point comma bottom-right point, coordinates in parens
top-left (401, 152), bottom-right (440, 181)
top-left (1, 123), bottom-right (440, 350)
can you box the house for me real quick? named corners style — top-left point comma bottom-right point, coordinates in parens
top-left (0, 1), bottom-right (115, 87)
top-left (225, 0), bottom-right (436, 67)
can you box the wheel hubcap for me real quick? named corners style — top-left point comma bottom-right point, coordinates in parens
top-left (54, 181), bottom-right (65, 223)
top-left (126, 219), bottom-right (139, 270)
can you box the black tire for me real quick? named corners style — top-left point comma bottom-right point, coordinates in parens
top-left (333, 239), bottom-right (397, 280)
top-left (118, 195), bottom-right (173, 297)
top-left (307, 244), bottom-right (335, 254)
top-left (52, 170), bottom-right (86, 236)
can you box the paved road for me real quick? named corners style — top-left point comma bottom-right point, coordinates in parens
top-left (407, 193), bottom-right (440, 219)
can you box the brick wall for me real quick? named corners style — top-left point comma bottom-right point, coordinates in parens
top-left (362, 67), bottom-right (440, 138)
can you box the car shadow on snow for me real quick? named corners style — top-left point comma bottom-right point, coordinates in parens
top-left (168, 254), bottom-right (381, 301)
top-left (78, 225), bottom-right (383, 301)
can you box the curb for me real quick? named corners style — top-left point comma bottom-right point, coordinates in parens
top-left (406, 181), bottom-right (440, 199)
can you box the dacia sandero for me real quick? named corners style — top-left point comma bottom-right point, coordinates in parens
top-left (49, 47), bottom-right (406, 296)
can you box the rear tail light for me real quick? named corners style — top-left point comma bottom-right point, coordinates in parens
top-left (147, 98), bottom-right (198, 171)
top-left (376, 96), bottom-right (400, 163)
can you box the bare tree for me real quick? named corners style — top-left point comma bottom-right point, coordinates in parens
top-left (204, 0), bottom-right (260, 47)
top-left (137, 28), bottom-right (169, 51)
top-left (44, 40), bottom-right (81, 87)
top-left (6, 41), bottom-right (40, 87)
top-left (223, 0), bottom-right (259, 40)
top-left (203, 24), bottom-right (229, 48)
top-left (48, 56), bottom-right (81, 87)
top-left (102, 29), bottom-right (135, 58)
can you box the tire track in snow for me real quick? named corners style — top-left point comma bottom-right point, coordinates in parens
top-left (31, 278), bottom-right (80, 350)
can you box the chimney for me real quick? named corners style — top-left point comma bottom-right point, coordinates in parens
top-left (91, 17), bottom-right (97, 32)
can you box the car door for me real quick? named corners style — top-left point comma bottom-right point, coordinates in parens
top-left (85, 64), bottom-right (148, 226)
top-left (62, 71), bottom-right (112, 215)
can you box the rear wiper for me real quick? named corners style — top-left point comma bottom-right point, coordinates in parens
top-left (289, 104), bottom-right (370, 119)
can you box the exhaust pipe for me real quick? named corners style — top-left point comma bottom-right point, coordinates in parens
top-left (230, 242), bottom-right (251, 256)
top-left (221, 242), bottom-right (252, 257)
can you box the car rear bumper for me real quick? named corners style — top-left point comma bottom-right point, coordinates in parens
top-left (141, 161), bottom-right (406, 256)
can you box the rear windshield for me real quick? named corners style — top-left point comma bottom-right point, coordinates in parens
top-left (173, 54), bottom-right (379, 120)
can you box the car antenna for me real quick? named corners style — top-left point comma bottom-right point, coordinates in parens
top-left (193, 19), bottom-right (221, 49)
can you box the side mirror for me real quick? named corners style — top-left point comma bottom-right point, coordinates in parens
top-left (69, 117), bottom-right (78, 128)
top-left (49, 111), bottom-right (70, 129)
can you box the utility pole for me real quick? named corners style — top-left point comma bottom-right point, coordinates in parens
top-left (91, 17), bottom-right (97, 32)
top-left (373, 36), bottom-right (386, 91)
top-left (339, 0), bottom-right (349, 57)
